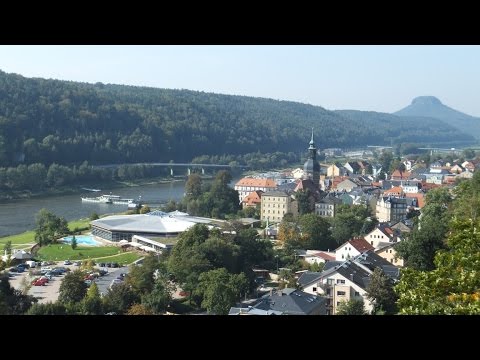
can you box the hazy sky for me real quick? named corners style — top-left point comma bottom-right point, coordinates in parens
top-left (0, 45), bottom-right (479, 116)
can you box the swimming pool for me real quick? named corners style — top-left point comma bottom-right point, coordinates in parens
top-left (62, 235), bottom-right (102, 247)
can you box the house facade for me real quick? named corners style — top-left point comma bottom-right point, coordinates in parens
top-left (376, 196), bottom-right (408, 223)
top-left (375, 243), bottom-right (404, 267)
top-left (335, 237), bottom-right (374, 261)
top-left (260, 191), bottom-right (297, 223)
top-left (235, 178), bottom-right (277, 203)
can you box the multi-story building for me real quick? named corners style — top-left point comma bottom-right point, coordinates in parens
top-left (298, 251), bottom-right (399, 314)
top-left (376, 196), bottom-right (408, 223)
top-left (234, 178), bottom-right (277, 204)
top-left (260, 191), bottom-right (297, 223)
top-left (315, 195), bottom-right (343, 218)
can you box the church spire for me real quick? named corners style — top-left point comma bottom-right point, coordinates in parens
top-left (309, 128), bottom-right (314, 146)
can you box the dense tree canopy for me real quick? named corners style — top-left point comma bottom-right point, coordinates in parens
top-left (0, 70), bottom-right (473, 172)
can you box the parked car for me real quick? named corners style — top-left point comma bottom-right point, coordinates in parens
top-left (9, 267), bottom-right (20, 273)
top-left (98, 262), bottom-right (106, 267)
top-left (63, 260), bottom-right (72, 265)
top-left (32, 278), bottom-right (48, 286)
top-left (73, 261), bottom-right (82, 266)
top-left (112, 263), bottom-right (119, 268)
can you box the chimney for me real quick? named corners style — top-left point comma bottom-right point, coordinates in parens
top-left (349, 274), bottom-right (354, 281)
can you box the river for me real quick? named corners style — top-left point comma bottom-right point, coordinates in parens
top-left (0, 176), bottom-right (244, 238)
top-left (0, 181), bottom-right (187, 238)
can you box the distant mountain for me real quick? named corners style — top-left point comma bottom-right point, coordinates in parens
top-left (394, 96), bottom-right (480, 139)
top-left (335, 110), bottom-right (474, 146)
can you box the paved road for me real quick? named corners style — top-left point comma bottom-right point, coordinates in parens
top-left (95, 265), bottom-right (130, 296)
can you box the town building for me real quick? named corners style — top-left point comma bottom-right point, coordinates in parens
top-left (260, 191), bottom-right (297, 223)
top-left (234, 178), bottom-right (277, 203)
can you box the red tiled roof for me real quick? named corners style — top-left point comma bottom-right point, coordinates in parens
top-left (235, 178), bottom-right (277, 188)
top-left (405, 193), bottom-right (425, 208)
top-left (391, 170), bottom-right (411, 179)
top-left (384, 186), bottom-right (403, 195)
top-left (312, 252), bottom-right (335, 261)
top-left (348, 237), bottom-right (375, 252)
top-left (242, 190), bottom-right (263, 206)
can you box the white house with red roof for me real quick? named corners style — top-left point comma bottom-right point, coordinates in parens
top-left (334, 237), bottom-right (374, 261)
top-left (235, 178), bottom-right (277, 203)
top-left (302, 250), bottom-right (336, 265)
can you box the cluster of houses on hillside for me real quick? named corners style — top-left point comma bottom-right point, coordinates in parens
top-left (230, 224), bottom-right (404, 315)
top-left (230, 136), bottom-right (478, 315)
top-left (235, 148), bottom-right (478, 226)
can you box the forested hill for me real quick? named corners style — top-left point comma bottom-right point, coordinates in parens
top-left (394, 96), bottom-right (480, 139)
top-left (335, 110), bottom-right (474, 147)
top-left (0, 70), bottom-right (474, 167)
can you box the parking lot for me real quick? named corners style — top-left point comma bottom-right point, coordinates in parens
top-left (8, 262), bottom-right (131, 304)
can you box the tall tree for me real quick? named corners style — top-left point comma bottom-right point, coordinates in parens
top-left (141, 274), bottom-right (175, 314)
top-left (71, 235), bottom-right (77, 250)
top-left (196, 268), bottom-right (248, 315)
top-left (58, 270), bottom-right (88, 304)
top-left (185, 173), bottom-right (203, 200)
top-left (366, 268), bottom-right (398, 315)
top-left (298, 213), bottom-right (335, 250)
top-left (34, 208), bottom-right (69, 246)
top-left (82, 282), bottom-right (103, 315)
top-left (3, 240), bottom-right (12, 255)
top-left (396, 187), bottom-right (452, 270)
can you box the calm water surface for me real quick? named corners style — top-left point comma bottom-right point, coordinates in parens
top-left (0, 181), bottom-right (186, 237)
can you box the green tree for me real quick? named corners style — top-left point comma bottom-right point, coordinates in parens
top-left (295, 189), bottom-right (313, 215)
top-left (71, 235), bottom-right (77, 250)
top-left (89, 212), bottom-right (99, 221)
top-left (366, 268), bottom-right (398, 315)
top-left (126, 254), bottom-right (163, 295)
top-left (0, 274), bottom-right (37, 314)
top-left (462, 148), bottom-right (475, 159)
top-left (103, 282), bottom-right (140, 315)
top-left (27, 302), bottom-right (67, 315)
top-left (196, 268), bottom-right (248, 315)
top-left (185, 173), bottom-right (203, 200)
top-left (34, 208), bottom-right (69, 246)
top-left (396, 187), bottom-right (452, 270)
top-left (331, 205), bottom-right (370, 245)
top-left (298, 213), bottom-right (335, 250)
top-left (82, 282), bottom-right (103, 315)
top-left (126, 303), bottom-right (155, 315)
top-left (396, 219), bottom-right (480, 314)
top-left (3, 240), bottom-right (12, 255)
top-left (141, 274), bottom-right (175, 314)
top-left (58, 270), bottom-right (88, 304)
top-left (337, 299), bottom-right (367, 315)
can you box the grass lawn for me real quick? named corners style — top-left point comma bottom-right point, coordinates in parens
top-left (0, 231), bottom-right (35, 245)
top-left (68, 219), bottom-right (91, 232)
top-left (94, 252), bottom-right (143, 265)
top-left (37, 244), bottom-right (122, 261)
top-left (0, 218), bottom-right (91, 249)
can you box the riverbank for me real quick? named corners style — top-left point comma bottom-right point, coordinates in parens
top-left (0, 176), bottom-right (190, 202)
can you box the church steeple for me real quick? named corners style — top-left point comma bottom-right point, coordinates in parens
top-left (309, 128), bottom-right (315, 148)
top-left (303, 129), bottom-right (320, 187)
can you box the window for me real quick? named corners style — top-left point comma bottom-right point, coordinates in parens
top-left (337, 291), bottom-right (346, 296)
top-left (313, 287), bottom-right (317, 292)
top-left (371, 241), bottom-right (373, 245)
top-left (354, 291), bottom-right (360, 296)
top-left (337, 302), bottom-right (341, 307)
top-left (326, 289), bottom-right (331, 295)
top-left (327, 279), bottom-right (334, 285)
top-left (336, 279), bottom-right (345, 284)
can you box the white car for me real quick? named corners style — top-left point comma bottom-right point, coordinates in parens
top-left (64, 260), bottom-right (72, 265)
